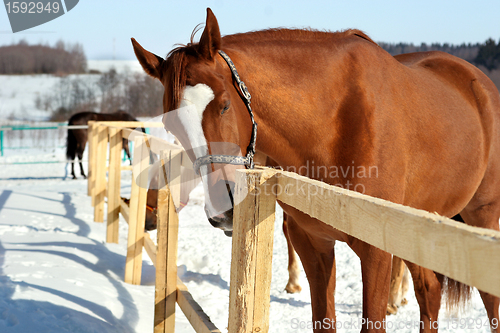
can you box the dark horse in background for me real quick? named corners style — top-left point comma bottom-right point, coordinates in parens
top-left (66, 110), bottom-right (139, 179)
top-left (133, 9), bottom-right (500, 333)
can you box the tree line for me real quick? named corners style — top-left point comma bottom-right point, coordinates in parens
top-left (0, 40), bottom-right (86, 74)
top-left (473, 38), bottom-right (500, 71)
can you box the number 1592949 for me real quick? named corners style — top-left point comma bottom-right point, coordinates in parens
top-left (5, 2), bottom-right (60, 14)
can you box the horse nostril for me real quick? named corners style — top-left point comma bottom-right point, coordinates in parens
top-left (208, 218), bottom-right (221, 228)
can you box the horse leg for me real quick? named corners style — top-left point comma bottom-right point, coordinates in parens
top-left (283, 213), bottom-right (301, 293)
top-left (400, 264), bottom-right (410, 306)
top-left (71, 160), bottom-right (77, 179)
top-left (387, 256), bottom-right (405, 315)
top-left (123, 138), bottom-right (132, 165)
top-left (479, 292), bottom-right (500, 333)
top-left (460, 203), bottom-right (500, 333)
top-left (78, 152), bottom-right (86, 179)
top-left (404, 262), bottom-right (442, 333)
top-left (349, 238), bottom-right (392, 333)
top-left (287, 218), bottom-right (336, 332)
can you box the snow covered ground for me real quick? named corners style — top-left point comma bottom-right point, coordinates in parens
top-left (0, 69), bottom-right (494, 332)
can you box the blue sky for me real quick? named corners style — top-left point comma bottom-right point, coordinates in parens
top-left (1, 0), bottom-right (499, 60)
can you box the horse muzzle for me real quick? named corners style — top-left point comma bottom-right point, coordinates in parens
top-left (206, 207), bottom-right (234, 237)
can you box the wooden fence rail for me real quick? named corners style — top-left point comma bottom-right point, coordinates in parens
top-left (273, 169), bottom-right (500, 297)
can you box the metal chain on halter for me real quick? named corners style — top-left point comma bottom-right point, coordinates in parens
top-left (193, 154), bottom-right (250, 175)
top-left (218, 50), bottom-right (258, 169)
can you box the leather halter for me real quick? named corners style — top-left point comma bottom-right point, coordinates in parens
top-left (192, 50), bottom-right (258, 175)
top-left (145, 204), bottom-right (157, 214)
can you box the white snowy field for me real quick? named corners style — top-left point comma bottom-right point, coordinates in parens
top-left (0, 71), bottom-right (495, 332)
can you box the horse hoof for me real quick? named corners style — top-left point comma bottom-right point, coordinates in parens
top-left (400, 298), bottom-right (408, 306)
top-left (285, 283), bottom-right (302, 294)
top-left (386, 304), bottom-right (398, 315)
top-left (72, 176), bottom-right (77, 180)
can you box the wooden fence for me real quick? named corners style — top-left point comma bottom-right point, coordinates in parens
top-left (86, 121), bottom-right (220, 332)
top-left (86, 120), bottom-right (500, 333)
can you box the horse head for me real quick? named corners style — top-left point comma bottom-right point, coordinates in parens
top-left (132, 8), bottom-right (253, 235)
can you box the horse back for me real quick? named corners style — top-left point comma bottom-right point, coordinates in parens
top-left (306, 41), bottom-right (500, 214)
top-left (68, 111), bottom-right (99, 126)
top-left (109, 110), bottom-right (138, 122)
top-left (68, 110), bottom-right (138, 124)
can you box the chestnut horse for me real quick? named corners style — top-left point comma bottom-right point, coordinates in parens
top-left (132, 8), bottom-right (500, 332)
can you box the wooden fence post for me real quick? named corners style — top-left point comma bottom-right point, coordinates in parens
top-left (94, 124), bottom-right (108, 222)
top-left (88, 121), bottom-right (96, 201)
top-left (106, 127), bottom-right (122, 243)
top-left (124, 135), bottom-right (149, 285)
top-left (154, 149), bottom-right (182, 332)
top-left (228, 169), bottom-right (277, 333)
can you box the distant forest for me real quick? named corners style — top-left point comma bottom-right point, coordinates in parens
top-left (379, 42), bottom-right (480, 63)
top-left (0, 40), bottom-right (86, 75)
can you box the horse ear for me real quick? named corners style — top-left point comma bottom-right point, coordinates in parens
top-left (131, 38), bottom-right (164, 80)
top-left (198, 8), bottom-right (221, 60)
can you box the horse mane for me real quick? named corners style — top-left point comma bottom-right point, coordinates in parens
top-left (223, 28), bottom-right (377, 45)
top-left (164, 28), bottom-right (378, 111)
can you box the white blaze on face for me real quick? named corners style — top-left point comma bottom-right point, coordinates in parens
top-left (175, 83), bottom-right (226, 216)
top-left (178, 83), bottom-right (215, 160)
top-left (163, 83), bottom-right (243, 218)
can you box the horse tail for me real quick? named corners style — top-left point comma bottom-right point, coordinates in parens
top-left (442, 213), bottom-right (473, 312)
top-left (442, 277), bottom-right (473, 313)
top-left (66, 125), bottom-right (77, 161)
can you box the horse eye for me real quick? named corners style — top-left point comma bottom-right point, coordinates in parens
top-left (221, 101), bottom-right (230, 115)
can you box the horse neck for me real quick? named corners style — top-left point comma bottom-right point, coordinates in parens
top-left (222, 40), bottom-right (353, 169)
